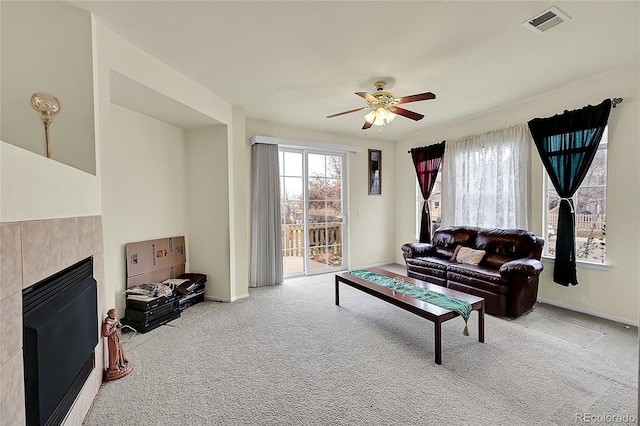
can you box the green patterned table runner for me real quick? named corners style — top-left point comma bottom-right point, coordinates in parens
top-left (348, 270), bottom-right (472, 336)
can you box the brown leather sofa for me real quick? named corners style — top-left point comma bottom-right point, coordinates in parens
top-left (401, 226), bottom-right (544, 317)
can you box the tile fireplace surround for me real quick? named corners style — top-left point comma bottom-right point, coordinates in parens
top-left (0, 216), bottom-right (106, 425)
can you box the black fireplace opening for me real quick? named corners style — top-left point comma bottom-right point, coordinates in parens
top-left (23, 257), bottom-right (98, 426)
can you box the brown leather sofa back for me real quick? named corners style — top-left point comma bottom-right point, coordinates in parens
top-left (431, 226), bottom-right (478, 248)
top-left (475, 228), bottom-right (543, 258)
top-left (430, 226), bottom-right (544, 267)
top-left (431, 226), bottom-right (478, 258)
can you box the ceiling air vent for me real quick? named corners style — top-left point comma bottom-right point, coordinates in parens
top-left (523, 6), bottom-right (571, 34)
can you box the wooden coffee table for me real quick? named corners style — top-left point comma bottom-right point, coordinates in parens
top-left (335, 267), bottom-right (485, 364)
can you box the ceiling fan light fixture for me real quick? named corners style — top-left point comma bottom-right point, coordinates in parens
top-left (373, 108), bottom-right (387, 126)
top-left (364, 110), bottom-right (376, 124)
top-left (365, 106), bottom-right (396, 126)
top-left (385, 110), bottom-right (397, 123)
top-left (330, 80), bottom-right (435, 130)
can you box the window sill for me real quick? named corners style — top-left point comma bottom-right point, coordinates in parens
top-left (541, 256), bottom-right (610, 271)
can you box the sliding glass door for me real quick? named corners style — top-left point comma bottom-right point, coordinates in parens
top-left (280, 150), bottom-right (305, 275)
top-left (307, 152), bottom-right (345, 273)
top-left (280, 149), bottom-right (346, 276)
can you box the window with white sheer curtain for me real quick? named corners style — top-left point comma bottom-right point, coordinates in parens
top-left (441, 123), bottom-right (531, 229)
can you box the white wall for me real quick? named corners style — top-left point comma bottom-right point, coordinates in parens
top-left (93, 22), bottom-right (249, 309)
top-left (245, 119), bottom-right (396, 269)
top-left (103, 104), bottom-right (189, 314)
top-left (228, 105), bottom-right (250, 299)
top-left (186, 126), bottom-right (233, 300)
top-left (0, 142), bottom-right (101, 222)
top-left (0, 0), bottom-right (101, 222)
top-left (1, 1), bottom-right (95, 174)
top-left (395, 63), bottom-right (639, 324)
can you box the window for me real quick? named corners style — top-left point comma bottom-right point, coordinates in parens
top-left (544, 128), bottom-right (608, 263)
top-left (441, 123), bottom-right (530, 229)
top-left (415, 170), bottom-right (442, 239)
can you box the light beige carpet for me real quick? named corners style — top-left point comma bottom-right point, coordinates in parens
top-left (83, 267), bottom-right (638, 425)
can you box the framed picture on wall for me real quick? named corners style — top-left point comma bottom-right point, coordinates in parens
top-left (368, 149), bottom-right (381, 195)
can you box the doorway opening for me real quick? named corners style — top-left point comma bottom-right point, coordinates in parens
top-left (280, 149), bottom-right (346, 276)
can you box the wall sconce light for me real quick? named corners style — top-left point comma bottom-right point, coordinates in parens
top-left (31, 93), bottom-right (60, 158)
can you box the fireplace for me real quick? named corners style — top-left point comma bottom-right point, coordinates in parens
top-left (22, 257), bottom-right (98, 426)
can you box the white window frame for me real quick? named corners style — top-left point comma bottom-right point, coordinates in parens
top-left (279, 147), bottom-right (348, 277)
top-left (542, 130), bottom-right (609, 270)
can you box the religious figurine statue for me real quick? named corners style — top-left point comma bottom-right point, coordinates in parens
top-left (102, 308), bottom-right (132, 381)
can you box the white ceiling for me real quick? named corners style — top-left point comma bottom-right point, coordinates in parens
top-left (71, 1), bottom-right (639, 141)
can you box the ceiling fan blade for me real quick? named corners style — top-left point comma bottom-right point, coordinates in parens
top-left (395, 92), bottom-right (436, 105)
top-left (362, 121), bottom-right (373, 130)
top-left (393, 107), bottom-right (424, 121)
top-left (355, 92), bottom-right (378, 103)
top-left (326, 106), bottom-right (368, 118)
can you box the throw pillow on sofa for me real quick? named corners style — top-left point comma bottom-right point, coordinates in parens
top-left (451, 246), bottom-right (486, 265)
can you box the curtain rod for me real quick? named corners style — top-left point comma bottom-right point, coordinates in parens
top-left (407, 98), bottom-right (624, 154)
top-left (408, 140), bottom-right (446, 154)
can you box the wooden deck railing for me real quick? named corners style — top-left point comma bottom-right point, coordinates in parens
top-left (282, 223), bottom-right (342, 256)
top-left (548, 213), bottom-right (605, 232)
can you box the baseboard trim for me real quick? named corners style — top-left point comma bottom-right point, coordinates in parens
top-left (537, 298), bottom-right (639, 327)
top-left (205, 293), bottom-right (249, 303)
top-left (233, 293), bottom-right (250, 301)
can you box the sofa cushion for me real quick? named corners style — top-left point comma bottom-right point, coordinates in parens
top-left (475, 228), bottom-right (536, 258)
top-left (447, 263), bottom-right (507, 284)
top-left (432, 226), bottom-right (478, 248)
top-left (451, 246), bottom-right (486, 265)
top-left (435, 247), bottom-right (455, 259)
top-left (447, 266), bottom-right (509, 294)
top-left (405, 257), bottom-right (451, 280)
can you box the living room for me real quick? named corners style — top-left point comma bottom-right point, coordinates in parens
top-left (0, 1), bottom-right (638, 424)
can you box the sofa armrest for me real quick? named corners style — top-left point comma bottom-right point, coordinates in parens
top-left (499, 259), bottom-right (544, 277)
top-left (401, 243), bottom-right (435, 259)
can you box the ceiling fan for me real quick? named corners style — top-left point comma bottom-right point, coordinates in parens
top-left (326, 81), bottom-right (436, 130)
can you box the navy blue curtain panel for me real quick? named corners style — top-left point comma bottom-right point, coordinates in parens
top-left (410, 141), bottom-right (446, 243)
top-left (528, 99), bottom-right (611, 286)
